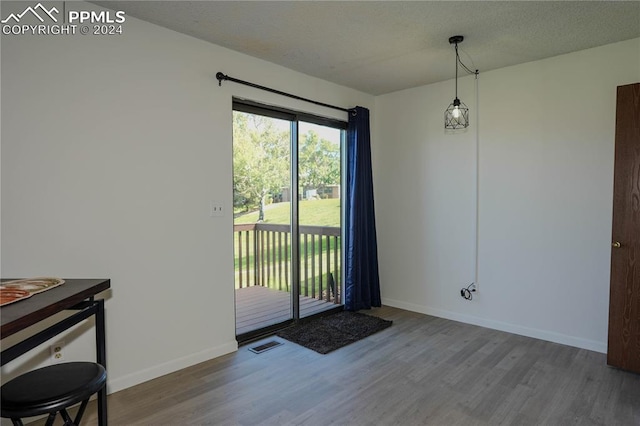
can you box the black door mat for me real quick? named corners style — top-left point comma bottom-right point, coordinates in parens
top-left (277, 311), bottom-right (392, 354)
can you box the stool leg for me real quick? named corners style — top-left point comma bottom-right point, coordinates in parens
top-left (73, 399), bottom-right (90, 424)
top-left (60, 408), bottom-right (74, 425)
top-left (10, 419), bottom-right (24, 426)
top-left (44, 412), bottom-right (57, 426)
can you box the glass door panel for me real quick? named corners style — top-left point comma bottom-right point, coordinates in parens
top-left (233, 110), bottom-right (293, 337)
top-left (297, 122), bottom-right (343, 318)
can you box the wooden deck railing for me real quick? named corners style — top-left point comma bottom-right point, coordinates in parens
top-left (234, 223), bottom-right (341, 304)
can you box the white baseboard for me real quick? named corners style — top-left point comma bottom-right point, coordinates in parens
top-left (381, 297), bottom-right (607, 354)
top-left (107, 340), bottom-right (238, 394)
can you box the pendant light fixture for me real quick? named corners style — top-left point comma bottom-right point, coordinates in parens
top-left (445, 35), bottom-right (478, 130)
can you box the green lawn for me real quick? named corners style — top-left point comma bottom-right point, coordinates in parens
top-left (234, 198), bottom-right (341, 227)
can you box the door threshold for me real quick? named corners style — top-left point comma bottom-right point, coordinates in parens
top-left (237, 319), bottom-right (294, 346)
top-left (236, 304), bottom-right (344, 346)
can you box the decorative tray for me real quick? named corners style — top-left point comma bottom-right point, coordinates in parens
top-left (0, 277), bottom-right (65, 306)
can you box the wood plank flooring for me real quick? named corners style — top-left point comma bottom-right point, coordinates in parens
top-left (235, 286), bottom-right (339, 336)
top-left (30, 306), bottom-right (640, 425)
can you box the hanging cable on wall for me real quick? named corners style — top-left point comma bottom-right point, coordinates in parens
top-left (446, 36), bottom-right (481, 300)
top-left (473, 65), bottom-right (480, 292)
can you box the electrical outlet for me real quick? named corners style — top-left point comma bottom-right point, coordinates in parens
top-left (50, 341), bottom-right (65, 364)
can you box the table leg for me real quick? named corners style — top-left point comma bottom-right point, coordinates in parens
top-left (95, 299), bottom-right (108, 426)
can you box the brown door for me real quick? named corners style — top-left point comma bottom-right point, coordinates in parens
top-left (607, 82), bottom-right (640, 373)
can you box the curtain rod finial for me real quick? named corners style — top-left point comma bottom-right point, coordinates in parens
top-left (216, 72), bottom-right (227, 86)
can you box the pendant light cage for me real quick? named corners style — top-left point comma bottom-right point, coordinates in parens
top-left (444, 35), bottom-right (477, 130)
top-left (445, 99), bottom-right (469, 129)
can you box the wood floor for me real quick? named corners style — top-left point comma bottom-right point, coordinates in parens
top-left (235, 286), bottom-right (340, 336)
top-left (30, 306), bottom-right (640, 425)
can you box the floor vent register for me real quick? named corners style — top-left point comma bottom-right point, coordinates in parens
top-left (248, 340), bottom-right (283, 354)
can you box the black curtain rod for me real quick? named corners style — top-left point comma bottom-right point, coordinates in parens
top-left (216, 72), bottom-right (354, 114)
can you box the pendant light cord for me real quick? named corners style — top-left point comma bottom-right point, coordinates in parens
top-left (455, 43), bottom-right (479, 78)
top-left (455, 44), bottom-right (459, 99)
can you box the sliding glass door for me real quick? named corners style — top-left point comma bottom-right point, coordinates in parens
top-left (232, 100), bottom-right (345, 340)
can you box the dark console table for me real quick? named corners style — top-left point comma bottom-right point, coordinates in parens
top-left (1, 278), bottom-right (110, 425)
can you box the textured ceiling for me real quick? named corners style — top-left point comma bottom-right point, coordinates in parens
top-left (92, 1), bottom-right (640, 95)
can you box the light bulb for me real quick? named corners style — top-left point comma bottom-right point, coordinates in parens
top-left (452, 106), bottom-right (460, 118)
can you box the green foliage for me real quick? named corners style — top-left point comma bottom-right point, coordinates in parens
top-left (233, 112), bottom-right (290, 214)
top-left (298, 130), bottom-right (340, 192)
top-left (233, 112), bottom-right (341, 220)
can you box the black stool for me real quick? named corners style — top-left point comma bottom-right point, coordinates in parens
top-left (1, 362), bottom-right (107, 426)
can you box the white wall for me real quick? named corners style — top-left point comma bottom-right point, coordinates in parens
top-left (374, 38), bottom-right (640, 353)
top-left (0, 2), bottom-right (373, 394)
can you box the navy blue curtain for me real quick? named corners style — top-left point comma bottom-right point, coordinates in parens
top-left (345, 106), bottom-right (381, 311)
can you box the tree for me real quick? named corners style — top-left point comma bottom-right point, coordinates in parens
top-left (298, 130), bottom-right (340, 195)
top-left (233, 114), bottom-right (341, 221)
top-left (233, 112), bottom-right (289, 221)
